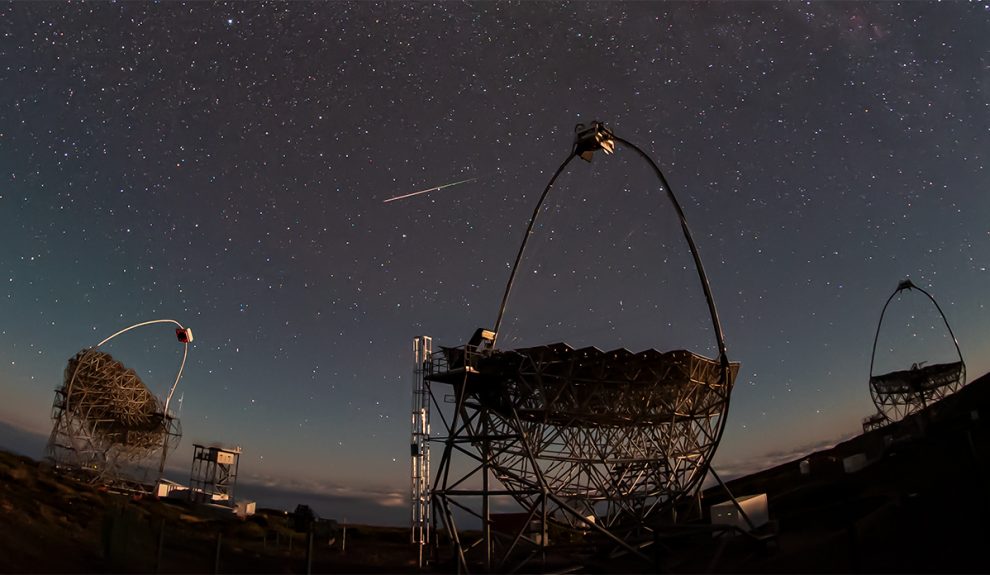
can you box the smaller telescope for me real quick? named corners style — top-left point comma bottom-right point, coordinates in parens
top-left (868, 280), bottom-right (965, 425)
top-left (47, 319), bottom-right (192, 489)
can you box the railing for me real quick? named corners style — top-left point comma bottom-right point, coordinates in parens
top-left (427, 344), bottom-right (491, 380)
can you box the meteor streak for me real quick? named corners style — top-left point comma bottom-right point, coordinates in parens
top-left (383, 176), bottom-right (478, 203)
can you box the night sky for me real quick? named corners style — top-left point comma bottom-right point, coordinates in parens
top-left (1, 2), bottom-right (988, 524)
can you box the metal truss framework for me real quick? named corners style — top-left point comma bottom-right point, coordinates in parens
top-left (423, 123), bottom-right (740, 573)
top-left (870, 362), bottom-right (966, 423)
top-left (48, 349), bottom-right (182, 488)
top-left (862, 412), bottom-right (888, 434)
top-left (869, 280), bottom-right (966, 425)
top-left (46, 319), bottom-right (190, 490)
top-left (411, 336), bottom-right (433, 568)
top-left (427, 343), bottom-right (739, 571)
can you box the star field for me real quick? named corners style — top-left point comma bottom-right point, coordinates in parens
top-left (1, 2), bottom-right (988, 523)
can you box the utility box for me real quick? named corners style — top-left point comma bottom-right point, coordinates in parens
top-left (843, 453), bottom-right (868, 474)
top-left (156, 479), bottom-right (182, 498)
top-left (710, 494), bottom-right (768, 535)
top-left (235, 500), bottom-right (257, 518)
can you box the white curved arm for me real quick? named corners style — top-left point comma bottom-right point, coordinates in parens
top-left (96, 318), bottom-right (189, 418)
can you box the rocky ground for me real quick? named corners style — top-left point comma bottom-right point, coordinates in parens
top-left (0, 454), bottom-right (416, 573)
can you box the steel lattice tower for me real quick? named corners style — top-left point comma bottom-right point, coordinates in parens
top-left (190, 444), bottom-right (241, 505)
top-left (411, 336), bottom-right (432, 567)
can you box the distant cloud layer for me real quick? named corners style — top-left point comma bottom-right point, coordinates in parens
top-left (0, 419), bottom-right (47, 459)
top-left (716, 433), bottom-right (857, 481)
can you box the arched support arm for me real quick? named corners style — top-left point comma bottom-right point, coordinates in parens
top-left (64, 319), bottom-right (190, 417)
top-left (491, 149), bottom-right (579, 348)
top-left (96, 318), bottom-right (190, 420)
top-left (611, 136), bottom-right (732, 500)
top-left (491, 128), bottom-right (728, 368)
top-left (613, 136), bottom-right (728, 364)
top-left (869, 279), bottom-right (965, 379)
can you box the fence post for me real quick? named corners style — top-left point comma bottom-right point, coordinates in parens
top-left (155, 519), bottom-right (166, 573)
top-left (214, 531), bottom-right (222, 574)
top-left (306, 529), bottom-right (314, 575)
